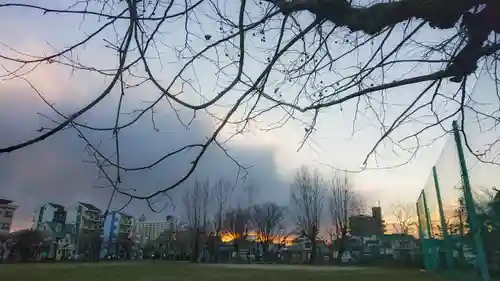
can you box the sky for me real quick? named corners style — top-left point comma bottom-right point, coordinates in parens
top-left (0, 0), bottom-right (498, 233)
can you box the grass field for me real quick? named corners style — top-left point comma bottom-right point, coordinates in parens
top-left (0, 261), bottom-right (448, 281)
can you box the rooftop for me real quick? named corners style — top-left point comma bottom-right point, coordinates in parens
top-left (79, 202), bottom-right (101, 212)
top-left (0, 198), bottom-right (14, 205)
top-left (47, 203), bottom-right (65, 210)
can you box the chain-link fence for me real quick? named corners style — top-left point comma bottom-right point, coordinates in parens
top-left (416, 119), bottom-right (500, 281)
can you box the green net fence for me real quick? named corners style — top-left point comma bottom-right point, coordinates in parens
top-left (416, 118), bottom-right (500, 281)
top-left (417, 191), bottom-right (429, 240)
top-left (459, 113), bottom-right (500, 280)
top-left (435, 136), bottom-right (472, 271)
top-left (423, 171), bottom-right (441, 239)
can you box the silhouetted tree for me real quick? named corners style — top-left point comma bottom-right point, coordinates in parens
top-left (326, 174), bottom-right (364, 262)
top-left (183, 179), bottom-right (210, 263)
top-left (252, 202), bottom-right (287, 259)
top-left (392, 202), bottom-right (417, 235)
top-left (224, 206), bottom-right (252, 262)
top-left (291, 166), bottom-right (325, 264)
top-left (9, 230), bottom-right (45, 262)
top-left (210, 179), bottom-right (235, 262)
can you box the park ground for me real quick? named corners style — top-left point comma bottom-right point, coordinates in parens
top-left (0, 261), bottom-right (449, 281)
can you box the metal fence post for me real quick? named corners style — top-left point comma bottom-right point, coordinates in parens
top-left (422, 190), bottom-right (438, 270)
top-left (416, 199), bottom-right (431, 271)
top-left (432, 166), bottom-right (454, 271)
top-left (452, 120), bottom-right (490, 281)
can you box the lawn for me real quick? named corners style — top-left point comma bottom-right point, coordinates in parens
top-left (0, 261), bottom-right (447, 281)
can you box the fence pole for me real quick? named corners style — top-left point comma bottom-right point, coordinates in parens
top-left (452, 120), bottom-right (490, 281)
top-left (432, 166), bottom-right (454, 271)
top-left (416, 199), bottom-right (431, 271)
top-left (422, 190), bottom-right (437, 270)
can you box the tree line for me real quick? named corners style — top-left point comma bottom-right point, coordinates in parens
top-left (1, 166), bottom-right (370, 264)
top-left (179, 166), bottom-right (366, 264)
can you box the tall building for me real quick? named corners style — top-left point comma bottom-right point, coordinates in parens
top-left (66, 202), bottom-right (102, 231)
top-left (100, 211), bottom-right (133, 259)
top-left (0, 198), bottom-right (18, 234)
top-left (32, 203), bottom-right (67, 230)
top-left (349, 207), bottom-right (386, 238)
top-left (66, 202), bottom-right (102, 258)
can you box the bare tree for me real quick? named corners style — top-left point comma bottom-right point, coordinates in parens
top-left (252, 202), bottom-right (287, 258)
top-left (223, 206), bottom-right (252, 262)
top-left (391, 202), bottom-right (417, 235)
top-left (1, 0), bottom-right (499, 206)
top-left (209, 178), bottom-right (235, 262)
top-left (290, 166), bottom-right (324, 264)
top-left (182, 179), bottom-right (210, 262)
top-left (326, 173), bottom-right (364, 263)
top-left (241, 181), bottom-right (259, 210)
top-left (212, 179), bottom-right (235, 236)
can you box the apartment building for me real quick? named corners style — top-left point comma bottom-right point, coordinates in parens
top-left (31, 202), bottom-right (103, 260)
top-left (134, 215), bottom-right (179, 244)
top-left (66, 202), bottom-right (102, 231)
top-left (100, 211), bottom-right (133, 259)
top-left (0, 198), bottom-right (18, 234)
top-left (66, 202), bottom-right (102, 259)
top-left (32, 203), bottom-right (67, 230)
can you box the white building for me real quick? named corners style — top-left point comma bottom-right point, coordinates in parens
top-left (133, 215), bottom-right (175, 243)
top-left (32, 202), bottom-right (67, 230)
top-left (0, 198), bottom-right (18, 234)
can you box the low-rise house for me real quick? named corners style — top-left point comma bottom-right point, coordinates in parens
top-left (379, 233), bottom-right (418, 259)
top-left (37, 222), bottom-right (76, 260)
top-left (55, 231), bottom-right (77, 260)
top-left (281, 236), bottom-right (330, 263)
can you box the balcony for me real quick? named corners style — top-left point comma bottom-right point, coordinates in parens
top-left (119, 225), bottom-right (132, 234)
top-left (81, 221), bottom-right (100, 231)
top-left (83, 212), bottom-right (101, 222)
top-left (120, 218), bottom-right (132, 226)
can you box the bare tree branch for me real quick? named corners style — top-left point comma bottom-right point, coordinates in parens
top-left (0, 0), bottom-right (499, 205)
top-left (391, 202), bottom-right (417, 235)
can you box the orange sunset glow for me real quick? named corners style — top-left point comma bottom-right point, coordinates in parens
top-left (220, 231), bottom-right (296, 246)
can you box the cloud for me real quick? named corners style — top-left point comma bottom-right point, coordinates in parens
top-left (0, 81), bottom-right (289, 230)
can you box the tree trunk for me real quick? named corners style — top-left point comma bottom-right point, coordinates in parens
top-left (210, 237), bottom-right (220, 263)
top-left (191, 230), bottom-right (200, 263)
top-left (0, 240), bottom-right (5, 263)
top-left (309, 239), bottom-right (317, 264)
top-left (336, 234), bottom-right (347, 264)
top-left (234, 241), bottom-right (240, 263)
top-left (337, 245), bottom-right (345, 263)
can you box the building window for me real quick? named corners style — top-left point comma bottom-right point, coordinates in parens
top-left (4, 210), bottom-right (13, 218)
top-left (0, 223), bottom-right (9, 230)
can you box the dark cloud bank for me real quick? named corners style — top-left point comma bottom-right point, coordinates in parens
top-left (0, 88), bottom-right (290, 229)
